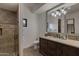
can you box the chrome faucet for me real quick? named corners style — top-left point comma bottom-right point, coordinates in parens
top-left (59, 34), bottom-right (67, 40)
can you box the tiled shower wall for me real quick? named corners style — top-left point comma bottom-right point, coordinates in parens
top-left (0, 9), bottom-right (18, 56)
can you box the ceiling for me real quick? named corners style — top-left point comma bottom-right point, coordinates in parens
top-left (0, 3), bottom-right (78, 14)
top-left (0, 3), bottom-right (61, 13)
top-left (67, 3), bottom-right (79, 14)
top-left (25, 3), bottom-right (45, 12)
top-left (0, 3), bottom-right (18, 12)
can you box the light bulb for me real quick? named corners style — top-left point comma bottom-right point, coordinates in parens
top-left (56, 11), bottom-right (61, 16)
top-left (58, 12), bottom-right (61, 16)
top-left (56, 11), bottom-right (59, 15)
top-left (23, 20), bottom-right (26, 24)
top-left (61, 9), bottom-right (65, 13)
top-left (63, 10), bottom-right (67, 15)
top-left (60, 9), bottom-right (67, 15)
top-left (54, 14), bottom-right (57, 17)
top-left (51, 13), bottom-right (55, 16)
top-left (51, 13), bottom-right (57, 17)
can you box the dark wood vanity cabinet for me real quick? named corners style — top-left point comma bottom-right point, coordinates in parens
top-left (39, 38), bottom-right (48, 55)
top-left (56, 43), bottom-right (63, 56)
top-left (47, 40), bottom-right (57, 56)
top-left (62, 45), bottom-right (76, 56)
top-left (39, 38), bottom-right (79, 56)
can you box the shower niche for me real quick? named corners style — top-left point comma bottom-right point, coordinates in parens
top-left (0, 28), bottom-right (2, 36)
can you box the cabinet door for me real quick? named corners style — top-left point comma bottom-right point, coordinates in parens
top-left (62, 45), bottom-right (77, 56)
top-left (39, 38), bottom-right (48, 55)
top-left (56, 42), bottom-right (63, 56)
top-left (47, 40), bottom-right (57, 56)
top-left (76, 48), bottom-right (79, 56)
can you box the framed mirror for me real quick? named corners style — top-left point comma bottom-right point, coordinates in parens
top-left (67, 18), bottom-right (75, 34)
top-left (46, 3), bottom-right (79, 40)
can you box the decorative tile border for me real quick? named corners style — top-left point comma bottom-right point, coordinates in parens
top-left (45, 32), bottom-right (79, 41)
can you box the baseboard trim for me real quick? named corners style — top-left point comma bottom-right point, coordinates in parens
top-left (23, 43), bottom-right (34, 49)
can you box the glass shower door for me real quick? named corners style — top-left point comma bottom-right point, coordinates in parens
top-left (0, 24), bottom-right (18, 56)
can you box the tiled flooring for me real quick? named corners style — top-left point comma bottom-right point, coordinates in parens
top-left (23, 47), bottom-right (42, 56)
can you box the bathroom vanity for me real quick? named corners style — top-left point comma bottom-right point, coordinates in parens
top-left (39, 3), bottom-right (79, 56)
top-left (39, 36), bottom-right (79, 56)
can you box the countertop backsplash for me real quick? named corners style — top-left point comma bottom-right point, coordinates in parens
top-left (45, 32), bottom-right (79, 41)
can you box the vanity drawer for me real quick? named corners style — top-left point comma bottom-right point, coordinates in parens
top-left (62, 45), bottom-right (77, 56)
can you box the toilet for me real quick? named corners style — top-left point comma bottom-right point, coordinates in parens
top-left (33, 40), bottom-right (39, 49)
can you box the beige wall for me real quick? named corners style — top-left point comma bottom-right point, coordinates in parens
top-left (19, 4), bottom-right (47, 54)
top-left (22, 5), bottom-right (38, 49)
top-left (19, 4), bottom-right (38, 50)
top-left (36, 12), bottom-right (46, 37)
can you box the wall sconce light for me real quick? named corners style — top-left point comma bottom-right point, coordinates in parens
top-left (23, 18), bottom-right (27, 27)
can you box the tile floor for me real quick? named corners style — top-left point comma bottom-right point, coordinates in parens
top-left (23, 46), bottom-right (42, 56)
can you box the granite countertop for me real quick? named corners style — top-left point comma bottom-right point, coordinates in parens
top-left (40, 36), bottom-right (79, 48)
